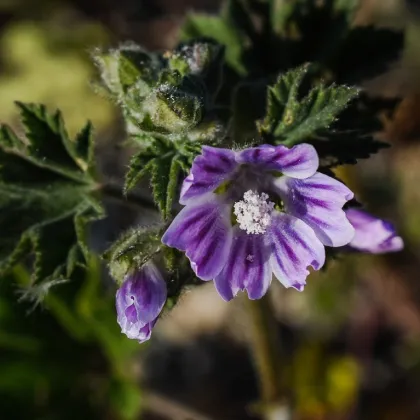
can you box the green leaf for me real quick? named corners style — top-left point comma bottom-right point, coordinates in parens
top-left (125, 138), bottom-right (201, 220)
top-left (73, 121), bottom-right (95, 174)
top-left (259, 65), bottom-right (359, 145)
top-left (0, 102), bottom-right (104, 289)
top-left (152, 155), bottom-right (183, 219)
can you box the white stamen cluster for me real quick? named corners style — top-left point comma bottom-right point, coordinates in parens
top-left (234, 190), bottom-right (274, 235)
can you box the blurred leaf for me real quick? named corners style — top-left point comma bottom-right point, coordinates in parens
top-left (278, 0), bottom-right (358, 62)
top-left (328, 26), bottom-right (404, 84)
top-left (0, 103), bottom-right (104, 289)
top-left (109, 379), bottom-right (142, 420)
top-left (0, 23), bottom-right (112, 136)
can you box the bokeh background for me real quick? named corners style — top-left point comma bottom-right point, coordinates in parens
top-left (2, 0), bottom-right (420, 419)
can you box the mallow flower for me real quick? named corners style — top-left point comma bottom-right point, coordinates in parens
top-left (116, 263), bottom-right (167, 342)
top-left (345, 208), bottom-right (403, 254)
top-left (162, 144), bottom-right (355, 301)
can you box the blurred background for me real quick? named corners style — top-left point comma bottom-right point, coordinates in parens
top-left (1, 0), bottom-right (420, 419)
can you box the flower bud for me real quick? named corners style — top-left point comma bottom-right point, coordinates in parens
top-left (143, 81), bottom-right (204, 133)
top-left (116, 263), bottom-right (167, 343)
top-left (346, 209), bottom-right (403, 254)
top-left (93, 43), bottom-right (161, 98)
top-left (168, 40), bottom-right (224, 95)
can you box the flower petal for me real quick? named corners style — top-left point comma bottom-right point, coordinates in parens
top-left (180, 146), bottom-right (238, 204)
top-left (214, 227), bottom-right (272, 301)
top-left (346, 208), bottom-right (404, 254)
top-left (238, 144), bottom-right (318, 179)
top-left (123, 320), bottom-right (156, 343)
top-left (116, 263), bottom-right (167, 334)
top-left (276, 172), bottom-right (355, 247)
top-left (268, 212), bottom-right (325, 291)
top-left (162, 195), bottom-right (233, 280)
top-left (130, 264), bottom-right (167, 323)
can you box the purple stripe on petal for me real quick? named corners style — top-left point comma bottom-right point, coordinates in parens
top-left (346, 208), bottom-right (404, 254)
top-left (162, 195), bottom-right (233, 280)
top-left (276, 172), bottom-right (355, 247)
top-left (238, 144), bottom-right (318, 179)
top-left (214, 228), bottom-right (272, 301)
top-left (125, 304), bottom-right (138, 323)
top-left (268, 212), bottom-right (325, 291)
top-left (180, 146), bottom-right (238, 204)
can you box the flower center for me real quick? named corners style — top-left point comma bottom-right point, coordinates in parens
top-left (234, 190), bottom-right (274, 234)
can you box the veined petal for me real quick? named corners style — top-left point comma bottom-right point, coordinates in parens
top-left (214, 227), bottom-right (272, 301)
top-left (238, 144), bottom-right (318, 179)
top-left (162, 195), bottom-right (233, 280)
top-left (268, 212), bottom-right (325, 291)
top-left (116, 263), bottom-right (166, 328)
top-left (180, 146), bottom-right (238, 204)
top-left (116, 263), bottom-right (166, 343)
top-left (346, 208), bottom-right (404, 254)
top-left (276, 172), bottom-right (355, 247)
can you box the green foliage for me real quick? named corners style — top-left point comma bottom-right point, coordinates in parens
top-left (257, 65), bottom-right (389, 166)
top-left (0, 0), bottom-right (406, 357)
top-left (125, 137), bottom-right (202, 220)
top-left (0, 102), bottom-right (103, 289)
top-left (259, 65), bottom-right (360, 144)
top-left (180, 0), bottom-right (404, 167)
top-left (94, 41), bottom-right (229, 222)
top-left (93, 40), bottom-right (229, 142)
top-left (0, 262), bottom-right (141, 420)
top-left (182, 0), bottom-right (404, 84)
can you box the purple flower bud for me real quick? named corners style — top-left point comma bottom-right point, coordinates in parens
top-left (346, 208), bottom-right (403, 254)
top-left (116, 263), bottom-right (167, 343)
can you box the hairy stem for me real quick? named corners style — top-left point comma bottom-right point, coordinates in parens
top-left (248, 292), bottom-right (289, 420)
top-left (99, 182), bottom-right (157, 211)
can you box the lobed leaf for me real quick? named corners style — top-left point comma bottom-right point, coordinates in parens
top-left (259, 65), bottom-right (359, 144)
top-left (0, 103), bottom-right (104, 289)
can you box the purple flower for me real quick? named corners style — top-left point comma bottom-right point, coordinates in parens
top-left (345, 208), bottom-right (403, 254)
top-left (116, 263), bottom-right (167, 342)
top-left (162, 144), bottom-right (355, 301)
